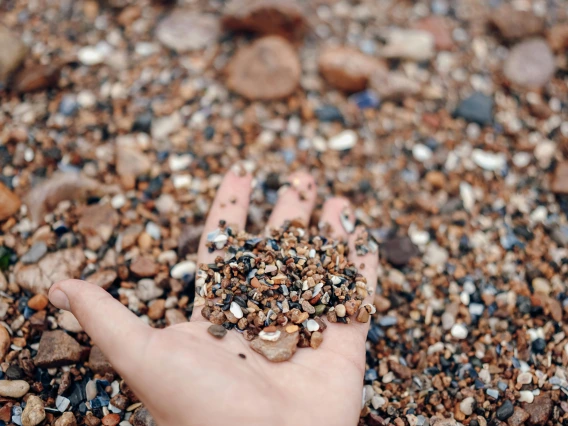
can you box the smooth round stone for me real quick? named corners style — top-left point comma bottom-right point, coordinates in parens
top-left (156, 11), bottom-right (220, 52)
top-left (451, 323), bottom-right (469, 339)
top-left (21, 242), bottom-right (48, 264)
top-left (460, 396), bottom-right (475, 416)
top-left (504, 38), bottom-right (556, 88)
top-left (519, 390), bottom-right (534, 403)
top-left (207, 324), bottom-right (227, 339)
top-left (517, 372), bottom-right (533, 384)
top-left (171, 261), bottom-right (196, 279)
top-left (472, 149), bottom-right (507, 171)
top-left (0, 380), bottom-right (30, 398)
top-left (328, 130), bottom-right (357, 151)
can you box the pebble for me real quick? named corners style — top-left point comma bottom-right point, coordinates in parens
top-left (21, 395), bottom-right (45, 426)
top-left (413, 16), bottom-right (454, 50)
top-left (27, 294), bottom-right (48, 311)
top-left (226, 36), bottom-right (300, 101)
top-left (78, 46), bottom-right (106, 66)
top-left (102, 413), bottom-right (120, 426)
top-left (77, 203), bottom-right (119, 251)
top-left (318, 46), bottom-right (387, 92)
top-left (519, 390), bottom-right (534, 403)
top-left (517, 372), bottom-right (532, 385)
top-left (0, 325), bottom-right (9, 361)
top-left (306, 319), bottom-right (319, 332)
top-left (170, 261), bottom-right (196, 279)
top-left (130, 257), bottom-right (159, 278)
top-left (507, 407), bottom-right (530, 426)
top-left (490, 4), bottom-right (545, 41)
top-left (89, 346), bottom-right (113, 375)
top-left (453, 92), bottom-right (493, 126)
top-left (86, 269), bottom-right (118, 290)
top-left (222, 0), bottom-right (307, 41)
top-left (504, 38), bottom-right (556, 88)
top-left (21, 242), bottom-right (48, 265)
top-left (54, 412), bottom-right (77, 426)
top-left (382, 237), bottom-right (420, 267)
top-left (229, 302), bottom-right (244, 319)
top-left (55, 395), bottom-right (71, 412)
top-left (471, 149), bottom-right (507, 172)
top-left (57, 311), bottom-right (83, 333)
top-left (335, 304), bottom-right (346, 318)
top-left (34, 330), bottom-right (83, 367)
top-left (0, 380), bottom-right (30, 398)
top-left (0, 25), bottom-right (27, 83)
top-left (116, 139), bottom-right (152, 184)
top-left (523, 393), bottom-right (552, 424)
top-left (381, 29), bottom-right (435, 61)
top-left (552, 162), bottom-right (568, 194)
top-left (496, 400), bottom-right (514, 421)
top-left (13, 64), bottom-right (61, 93)
top-left (460, 397), bottom-right (475, 416)
top-left (451, 323), bottom-right (468, 340)
top-left (156, 11), bottom-right (219, 52)
top-left (135, 279), bottom-right (163, 302)
top-left (207, 324), bottom-right (227, 339)
top-left (131, 407), bottom-right (157, 426)
top-left (250, 327), bottom-right (299, 362)
top-left (0, 181), bottom-right (22, 221)
top-left (328, 130), bottom-right (357, 151)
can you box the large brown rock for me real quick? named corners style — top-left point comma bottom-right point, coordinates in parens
top-left (156, 11), bottom-right (220, 52)
top-left (89, 346), bottom-right (114, 375)
top-left (222, 0), bottom-right (308, 41)
top-left (77, 203), bottom-right (119, 251)
top-left (523, 393), bottom-right (552, 425)
top-left (0, 26), bottom-right (27, 84)
top-left (0, 181), bottom-right (21, 221)
top-left (250, 327), bottom-right (299, 362)
top-left (226, 36), bottom-right (300, 100)
top-left (507, 407), bottom-right (529, 426)
top-left (34, 330), bottom-right (83, 368)
top-left (552, 161), bottom-right (568, 194)
top-left (490, 4), bottom-right (545, 41)
top-left (13, 64), bottom-right (61, 93)
top-left (503, 38), bottom-right (556, 88)
top-left (25, 172), bottom-right (101, 224)
top-left (318, 46), bottom-right (386, 93)
top-left (15, 247), bottom-right (86, 295)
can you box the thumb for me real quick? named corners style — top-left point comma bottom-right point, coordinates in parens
top-left (49, 279), bottom-right (154, 377)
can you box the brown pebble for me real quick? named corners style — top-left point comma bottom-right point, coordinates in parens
top-left (28, 294), bottom-right (49, 311)
top-left (356, 306), bottom-right (370, 323)
top-left (207, 324), bottom-right (227, 339)
top-left (101, 413), bottom-right (120, 426)
top-left (310, 331), bottom-right (323, 349)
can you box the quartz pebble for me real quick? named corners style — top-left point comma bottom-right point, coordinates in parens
top-left (0, 380), bottom-right (30, 398)
top-left (504, 38), bottom-right (556, 88)
top-left (21, 395), bottom-right (45, 426)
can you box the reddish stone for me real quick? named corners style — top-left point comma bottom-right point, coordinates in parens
top-left (414, 16), bottom-right (454, 50)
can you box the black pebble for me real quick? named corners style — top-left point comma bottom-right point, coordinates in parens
top-left (453, 92), bottom-right (494, 126)
top-left (131, 111), bottom-right (153, 134)
top-left (6, 365), bottom-right (25, 380)
top-left (496, 400), bottom-right (514, 421)
top-left (532, 337), bottom-right (546, 354)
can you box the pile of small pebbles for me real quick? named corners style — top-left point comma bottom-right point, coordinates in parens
top-left (202, 221), bottom-right (375, 361)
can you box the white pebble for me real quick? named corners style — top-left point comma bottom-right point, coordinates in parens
top-left (78, 46), bottom-right (105, 65)
top-left (519, 390), bottom-right (534, 403)
top-left (258, 330), bottom-right (281, 341)
top-left (412, 144), bottom-right (432, 162)
top-left (169, 154), bottom-right (193, 172)
top-left (306, 319), bottom-right (319, 332)
top-left (86, 380), bottom-right (97, 401)
top-left (472, 149), bottom-right (507, 171)
top-left (55, 395), bottom-right (71, 412)
top-left (451, 323), bottom-right (468, 340)
top-left (111, 194), bottom-right (126, 209)
top-left (173, 174), bottom-right (192, 189)
top-left (328, 130), bottom-right (357, 151)
top-left (460, 396), bottom-right (475, 416)
top-left (230, 302), bottom-right (244, 319)
top-left (171, 261), bottom-right (196, 279)
top-left (517, 372), bottom-right (533, 385)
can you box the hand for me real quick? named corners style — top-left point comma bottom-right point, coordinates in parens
top-left (49, 170), bottom-right (378, 426)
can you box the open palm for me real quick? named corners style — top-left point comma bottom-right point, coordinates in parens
top-left (49, 170), bottom-right (378, 426)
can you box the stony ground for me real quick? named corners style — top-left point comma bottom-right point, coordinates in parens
top-left (0, 0), bottom-right (568, 425)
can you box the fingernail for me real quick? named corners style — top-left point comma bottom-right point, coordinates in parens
top-left (49, 288), bottom-right (71, 311)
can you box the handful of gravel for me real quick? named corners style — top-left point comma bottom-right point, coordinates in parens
top-left (199, 220), bottom-right (376, 362)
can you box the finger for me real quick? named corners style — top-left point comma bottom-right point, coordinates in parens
top-left (319, 197), bottom-right (355, 240)
top-left (197, 167), bottom-right (253, 265)
top-left (49, 279), bottom-right (154, 376)
top-left (267, 171), bottom-right (317, 229)
top-left (347, 226), bottom-right (379, 331)
top-left (193, 167), bottom-right (253, 317)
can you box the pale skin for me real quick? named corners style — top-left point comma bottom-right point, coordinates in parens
top-left (49, 170), bottom-right (378, 426)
